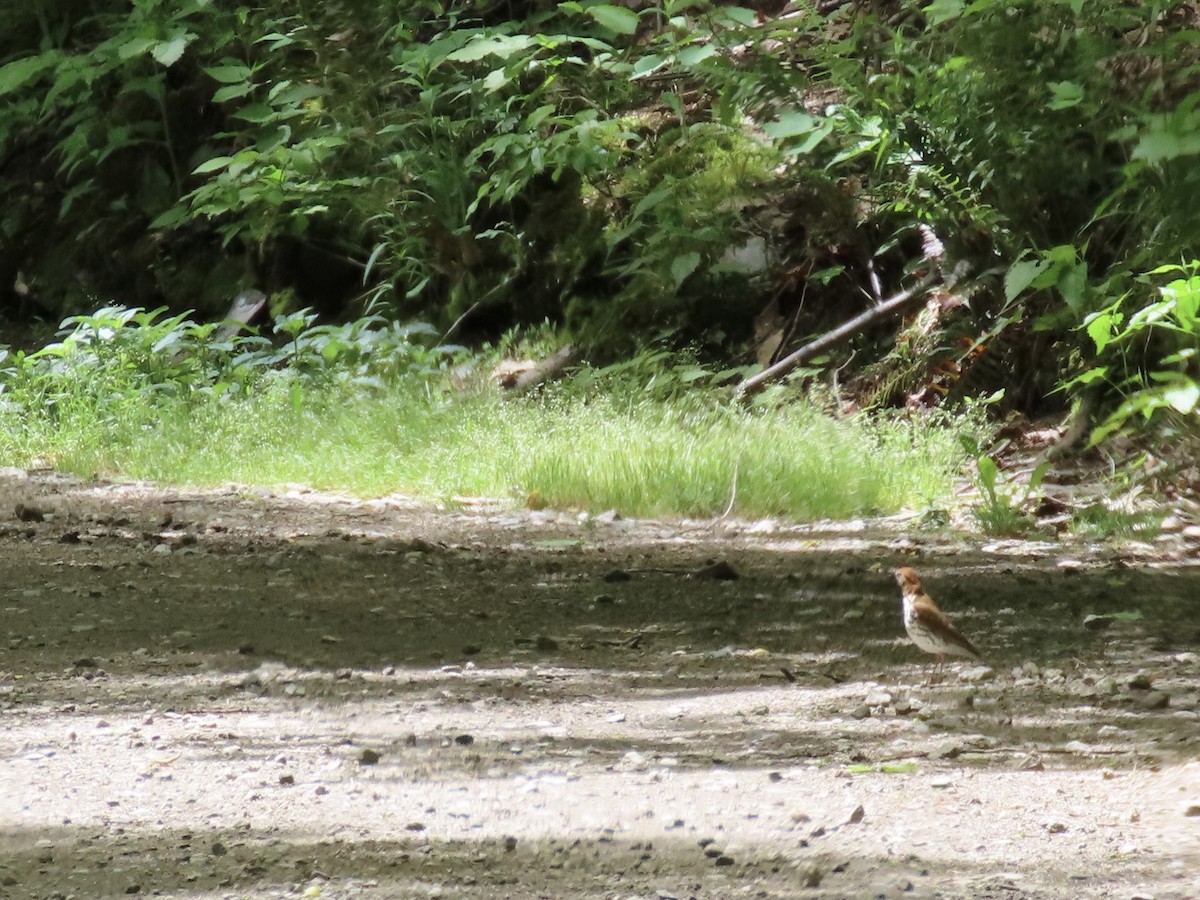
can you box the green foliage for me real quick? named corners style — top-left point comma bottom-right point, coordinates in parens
top-left (0, 306), bottom-right (964, 521)
top-left (5, 0), bottom-right (1200, 439)
top-left (1074, 261), bottom-right (1200, 442)
top-left (959, 435), bottom-right (1048, 536)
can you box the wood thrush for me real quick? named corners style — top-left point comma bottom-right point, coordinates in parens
top-left (893, 567), bottom-right (981, 674)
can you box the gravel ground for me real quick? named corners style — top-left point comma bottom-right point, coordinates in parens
top-left (1, 471), bottom-right (1198, 899)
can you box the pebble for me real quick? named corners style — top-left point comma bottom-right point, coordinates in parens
top-left (864, 690), bottom-right (893, 707)
top-left (1083, 614), bottom-right (1114, 631)
top-left (1139, 691), bottom-right (1169, 710)
top-left (1126, 671), bottom-right (1154, 690)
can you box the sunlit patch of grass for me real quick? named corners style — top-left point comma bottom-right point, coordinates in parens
top-left (0, 378), bottom-right (966, 521)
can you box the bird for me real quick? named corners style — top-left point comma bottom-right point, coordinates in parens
top-left (893, 567), bottom-right (980, 678)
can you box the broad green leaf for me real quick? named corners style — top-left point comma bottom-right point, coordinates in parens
top-left (632, 54), bottom-right (666, 77)
top-left (671, 252), bottom-right (701, 286)
top-left (446, 34), bottom-right (536, 62)
top-left (1004, 257), bottom-right (1047, 302)
top-left (1046, 81), bottom-right (1083, 111)
top-left (205, 64), bottom-right (254, 84)
top-left (118, 37), bottom-right (156, 60)
top-left (192, 155), bottom-right (233, 174)
top-left (152, 33), bottom-right (193, 68)
top-left (763, 111), bottom-right (819, 139)
top-left (924, 0), bottom-right (965, 26)
top-left (976, 456), bottom-right (999, 489)
top-left (1085, 311), bottom-right (1117, 353)
top-left (677, 44), bottom-right (717, 67)
top-left (483, 68), bottom-right (509, 91)
top-left (587, 4), bottom-right (640, 35)
top-left (0, 51), bottom-right (61, 97)
top-left (1057, 261), bottom-right (1088, 313)
top-left (213, 82), bottom-right (255, 103)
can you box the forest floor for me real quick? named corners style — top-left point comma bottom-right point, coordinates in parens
top-left (1, 469), bottom-right (1199, 900)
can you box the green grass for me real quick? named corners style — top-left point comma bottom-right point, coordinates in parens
top-left (0, 377), bottom-right (966, 521)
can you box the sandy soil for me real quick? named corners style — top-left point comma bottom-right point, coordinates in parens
top-left (1, 471), bottom-right (1199, 899)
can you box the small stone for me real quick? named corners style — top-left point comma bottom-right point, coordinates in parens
top-left (1126, 670), bottom-right (1154, 690)
top-left (1046, 821), bottom-right (1068, 834)
top-left (14, 503), bottom-right (44, 522)
top-left (1095, 675), bottom-right (1119, 694)
top-left (864, 690), bottom-right (893, 707)
top-left (278, 774), bottom-right (294, 785)
top-left (1083, 614), bottom-right (1114, 632)
top-left (454, 734), bottom-right (475, 746)
top-left (1063, 740), bottom-right (1092, 755)
top-left (1183, 804), bottom-right (1200, 817)
top-left (694, 560), bottom-right (739, 580)
top-left (850, 705), bottom-right (871, 720)
top-left (359, 748), bottom-right (381, 765)
top-left (713, 855), bottom-right (735, 866)
top-left (1139, 691), bottom-right (1169, 710)
top-left (846, 804), bottom-right (865, 825)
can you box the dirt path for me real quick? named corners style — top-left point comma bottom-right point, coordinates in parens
top-left (1, 472), bottom-right (1199, 899)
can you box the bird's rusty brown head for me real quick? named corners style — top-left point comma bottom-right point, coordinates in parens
top-left (894, 566), bottom-right (923, 594)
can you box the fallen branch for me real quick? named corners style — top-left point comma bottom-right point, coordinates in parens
top-left (734, 267), bottom-right (940, 402)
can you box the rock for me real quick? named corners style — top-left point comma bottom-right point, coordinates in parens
top-left (1126, 670), bottom-right (1154, 690)
top-left (850, 705), bottom-right (871, 720)
top-left (1183, 804), bottom-right (1200, 817)
top-left (961, 665), bottom-right (994, 682)
top-left (359, 748), bottom-right (381, 765)
top-left (1171, 693), bottom-right (1199, 711)
top-left (1139, 691), bottom-right (1170, 710)
top-left (694, 560), bottom-right (739, 580)
top-left (1046, 821), bottom-right (1068, 834)
top-left (14, 503), bottom-right (44, 522)
top-left (864, 690), bottom-right (893, 707)
top-left (1095, 675), bottom-right (1119, 694)
top-left (602, 569), bottom-right (632, 583)
top-left (1063, 740), bottom-right (1092, 755)
top-left (894, 697), bottom-right (923, 715)
top-left (846, 804), bottom-right (865, 825)
top-left (534, 635), bottom-right (559, 651)
top-left (1083, 614), bottom-right (1114, 631)
top-left (454, 734), bottom-right (475, 746)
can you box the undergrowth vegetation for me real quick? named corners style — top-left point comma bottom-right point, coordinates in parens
top-left (4, 0), bottom-right (1200, 509)
top-left (0, 306), bottom-right (964, 520)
